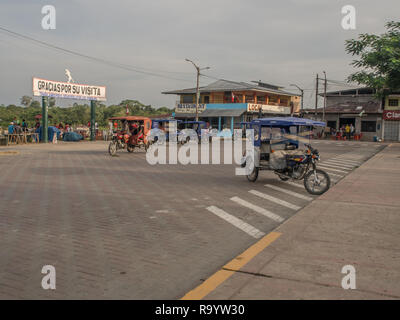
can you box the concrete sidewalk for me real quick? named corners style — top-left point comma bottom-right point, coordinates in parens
top-left (204, 143), bottom-right (400, 299)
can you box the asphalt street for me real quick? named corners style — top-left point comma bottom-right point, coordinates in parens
top-left (0, 140), bottom-right (386, 299)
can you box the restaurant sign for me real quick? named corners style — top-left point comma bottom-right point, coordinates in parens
top-left (33, 77), bottom-right (106, 101)
top-left (175, 103), bottom-right (206, 113)
top-left (383, 110), bottom-right (400, 120)
top-left (247, 103), bottom-right (290, 114)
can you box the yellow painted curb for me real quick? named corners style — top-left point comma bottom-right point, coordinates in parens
top-left (0, 151), bottom-right (19, 156)
top-left (181, 231), bottom-right (281, 300)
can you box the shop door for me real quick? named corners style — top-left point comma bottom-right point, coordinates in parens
top-left (384, 121), bottom-right (400, 141)
top-left (339, 118), bottom-right (355, 127)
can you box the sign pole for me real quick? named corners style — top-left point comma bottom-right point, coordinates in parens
top-left (90, 100), bottom-right (96, 141)
top-left (41, 96), bottom-right (48, 143)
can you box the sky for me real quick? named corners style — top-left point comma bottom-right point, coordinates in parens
top-left (0, 0), bottom-right (399, 109)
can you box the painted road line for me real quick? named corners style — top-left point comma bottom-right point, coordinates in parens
top-left (181, 231), bottom-right (282, 300)
top-left (319, 163), bottom-right (352, 171)
top-left (283, 181), bottom-right (305, 188)
top-left (322, 163), bottom-right (354, 170)
top-left (332, 159), bottom-right (362, 165)
top-left (321, 170), bottom-right (343, 178)
top-left (332, 157), bottom-right (361, 163)
top-left (264, 184), bottom-right (313, 201)
top-left (333, 156), bottom-right (362, 162)
top-left (230, 196), bottom-right (284, 222)
top-left (322, 160), bottom-right (355, 168)
top-left (323, 158), bottom-right (358, 165)
top-left (320, 161), bottom-right (352, 168)
top-left (249, 190), bottom-right (301, 210)
top-left (206, 206), bottom-right (265, 239)
top-left (318, 165), bottom-right (349, 174)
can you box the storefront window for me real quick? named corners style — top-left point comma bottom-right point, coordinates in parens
top-left (245, 95), bottom-right (255, 103)
top-left (182, 95), bottom-right (194, 103)
top-left (361, 121), bottom-right (376, 132)
top-left (257, 96), bottom-right (266, 104)
top-left (388, 99), bottom-right (399, 107)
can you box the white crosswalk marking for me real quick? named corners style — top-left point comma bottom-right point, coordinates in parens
top-left (206, 206), bottom-right (265, 239)
top-left (318, 165), bottom-right (349, 174)
top-left (284, 181), bottom-right (304, 188)
top-left (322, 160), bottom-right (355, 168)
top-left (264, 184), bottom-right (313, 201)
top-left (332, 158), bottom-right (361, 164)
top-left (249, 190), bottom-right (301, 210)
top-left (318, 163), bottom-right (351, 171)
top-left (320, 170), bottom-right (343, 177)
top-left (230, 196), bottom-right (284, 222)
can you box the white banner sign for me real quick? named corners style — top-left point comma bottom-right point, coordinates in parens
top-left (175, 103), bottom-right (206, 113)
top-left (247, 103), bottom-right (290, 114)
top-left (33, 77), bottom-right (106, 101)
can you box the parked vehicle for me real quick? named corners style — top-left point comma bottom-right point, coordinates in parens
top-left (177, 121), bottom-right (207, 143)
top-left (241, 117), bottom-right (330, 195)
top-left (108, 116), bottom-right (151, 156)
top-left (151, 119), bottom-right (182, 142)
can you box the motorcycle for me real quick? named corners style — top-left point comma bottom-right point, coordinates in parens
top-left (242, 117), bottom-right (330, 195)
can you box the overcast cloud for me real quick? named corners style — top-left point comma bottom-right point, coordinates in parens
top-left (0, 0), bottom-right (399, 108)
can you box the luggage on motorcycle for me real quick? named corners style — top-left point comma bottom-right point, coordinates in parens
top-left (269, 150), bottom-right (287, 170)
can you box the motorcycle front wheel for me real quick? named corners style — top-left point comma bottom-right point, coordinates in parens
top-left (303, 169), bottom-right (330, 195)
top-left (109, 141), bottom-right (117, 156)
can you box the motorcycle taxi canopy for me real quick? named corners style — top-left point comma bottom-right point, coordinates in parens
top-left (250, 117), bottom-right (326, 147)
top-left (251, 117), bottom-right (326, 127)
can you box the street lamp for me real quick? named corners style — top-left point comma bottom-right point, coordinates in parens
top-left (323, 71), bottom-right (327, 122)
top-left (290, 84), bottom-right (304, 117)
top-left (185, 59), bottom-right (210, 121)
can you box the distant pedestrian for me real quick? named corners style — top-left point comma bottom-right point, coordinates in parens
top-left (22, 119), bottom-right (28, 132)
top-left (350, 124), bottom-right (355, 139)
top-left (8, 122), bottom-right (14, 134)
top-left (345, 124), bottom-right (350, 140)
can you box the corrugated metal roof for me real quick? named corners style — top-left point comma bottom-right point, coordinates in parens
top-left (174, 108), bottom-right (246, 118)
top-left (163, 79), bottom-right (299, 97)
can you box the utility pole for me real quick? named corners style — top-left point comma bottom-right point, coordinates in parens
top-left (185, 59), bottom-right (210, 121)
top-left (323, 71), bottom-right (327, 122)
top-left (41, 96), bottom-right (48, 143)
top-left (90, 100), bottom-right (96, 141)
top-left (315, 74), bottom-right (319, 119)
top-left (290, 84), bottom-right (304, 117)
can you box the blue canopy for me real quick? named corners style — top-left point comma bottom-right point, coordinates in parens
top-left (252, 117), bottom-right (326, 127)
top-left (152, 119), bottom-right (182, 123)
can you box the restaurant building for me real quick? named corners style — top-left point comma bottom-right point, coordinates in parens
top-left (162, 79), bottom-right (301, 131)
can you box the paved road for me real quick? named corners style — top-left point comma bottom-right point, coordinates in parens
top-left (0, 140), bottom-right (386, 299)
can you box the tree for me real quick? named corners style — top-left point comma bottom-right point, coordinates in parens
top-left (345, 21), bottom-right (400, 97)
top-left (21, 96), bottom-right (32, 108)
top-left (30, 101), bottom-right (41, 108)
top-left (49, 97), bottom-right (56, 107)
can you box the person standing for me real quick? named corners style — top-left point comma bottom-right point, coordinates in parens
top-left (22, 119), bottom-right (28, 132)
top-left (350, 124), bottom-right (355, 140)
top-left (8, 122), bottom-right (14, 134)
top-left (345, 124), bottom-right (350, 140)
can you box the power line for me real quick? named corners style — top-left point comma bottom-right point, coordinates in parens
top-left (0, 25), bottom-right (193, 82)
